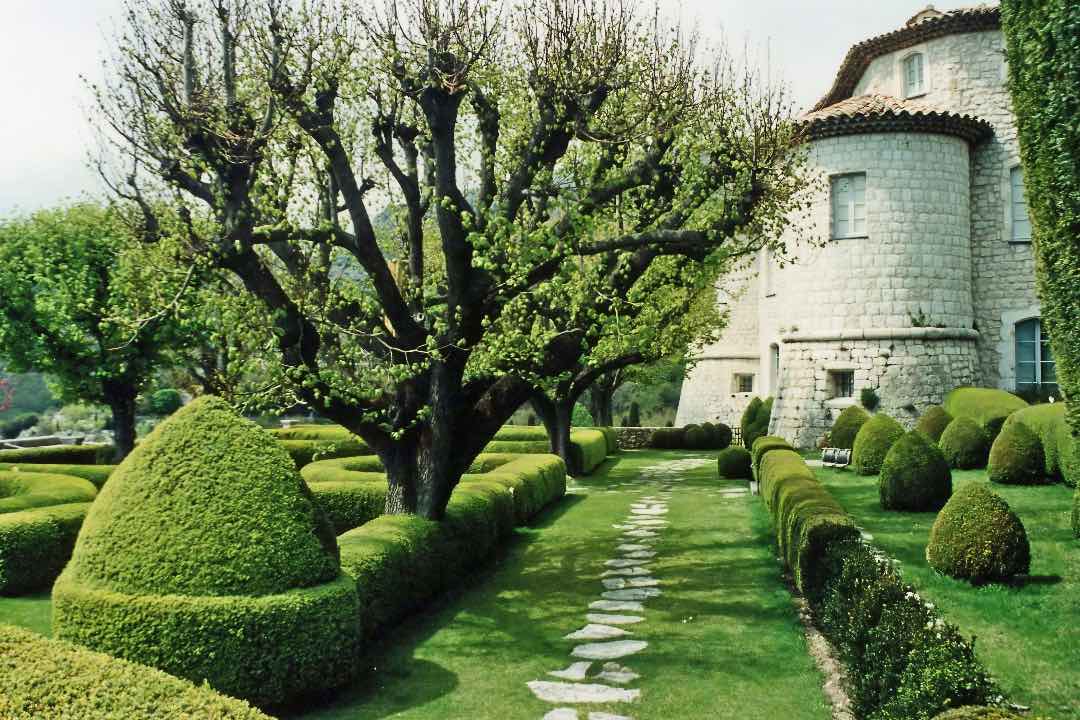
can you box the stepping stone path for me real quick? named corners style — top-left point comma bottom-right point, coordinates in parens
top-left (527, 457), bottom-right (714, 719)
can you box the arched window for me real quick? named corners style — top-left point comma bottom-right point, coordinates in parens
top-left (1016, 318), bottom-right (1057, 393)
top-left (903, 53), bottom-right (925, 97)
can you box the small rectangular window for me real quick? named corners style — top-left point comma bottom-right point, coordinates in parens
top-left (831, 173), bottom-right (866, 239)
top-left (1011, 166), bottom-right (1032, 242)
top-left (829, 370), bottom-right (855, 399)
top-left (735, 374), bottom-right (754, 393)
top-left (904, 53), bottom-right (925, 97)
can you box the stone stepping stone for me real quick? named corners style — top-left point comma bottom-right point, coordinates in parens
top-left (548, 661), bottom-right (593, 681)
top-left (630, 507), bottom-right (667, 516)
top-left (590, 713), bottom-right (634, 720)
top-left (616, 544), bottom-right (652, 552)
top-left (564, 624), bottom-right (631, 640)
top-left (596, 662), bottom-right (641, 685)
top-left (571, 640), bottom-right (649, 661)
top-left (602, 577), bottom-right (659, 590)
top-left (586, 613), bottom-right (644, 625)
top-left (623, 529), bottom-right (658, 538)
top-left (602, 567), bottom-right (652, 577)
top-left (626, 518), bottom-right (667, 527)
top-left (602, 588), bottom-right (661, 601)
top-left (605, 558), bottom-right (650, 568)
top-left (622, 550), bottom-right (656, 559)
top-left (528, 681), bottom-right (640, 704)
top-left (589, 600), bottom-right (644, 612)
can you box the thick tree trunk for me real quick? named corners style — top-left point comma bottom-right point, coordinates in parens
top-left (103, 382), bottom-right (137, 463)
top-left (531, 393), bottom-right (578, 474)
top-left (587, 383), bottom-right (615, 427)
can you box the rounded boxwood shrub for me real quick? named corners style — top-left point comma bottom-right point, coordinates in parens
top-left (917, 405), bottom-right (954, 443)
top-left (879, 431), bottom-right (951, 511)
top-left (683, 424), bottom-right (706, 449)
top-left (852, 413), bottom-right (905, 475)
top-left (713, 422), bottom-right (733, 450)
top-left (717, 446), bottom-right (752, 480)
top-left (987, 422), bottom-right (1047, 485)
top-left (830, 405), bottom-right (870, 449)
top-left (741, 397), bottom-right (773, 449)
top-left (0, 471), bottom-right (97, 514)
top-left (926, 482), bottom-right (1030, 584)
top-left (52, 396), bottom-right (360, 708)
top-left (649, 427), bottom-right (684, 449)
top-left (148, 388), bottom-right (183, 416)
top-left (939, 417), bottom-right (991, 469)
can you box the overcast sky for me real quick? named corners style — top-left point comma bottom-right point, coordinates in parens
top-left (0, 0), bottom-right (984, 217)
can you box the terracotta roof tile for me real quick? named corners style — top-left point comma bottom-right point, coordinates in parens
top-left (799, 94), bottom-right (994, 143)
top-left (812, 5), bottom-right (1000, 112)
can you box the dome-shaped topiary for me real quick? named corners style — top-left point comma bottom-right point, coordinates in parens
top-left (852, 413), bottom-right (905, 475)
top-left (684, 423), bottom-right (706, 449)
top-left (830, 405), bottom-right (870, 449)
top-left (916, 405), bottom-right (954, 443)
top-left (939, 417), bottom-right (991, 469)
top-left (717, 446), bottom-right (752, 479)
top-left (987, 422), bottom-right (1047, 485)
top-left (53, 396), bottom-right (360, 708)
top-left (741, 397), bottom-right (773, 448)
top-left (713, 422), bottom-right (733, 450)
top-left (879, 431), bottom-right (952, 511)
top-left (926, 482), bottom-right (1030, 584)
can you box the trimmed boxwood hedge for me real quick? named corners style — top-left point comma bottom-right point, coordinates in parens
top-left (493, 426), bottom-right (549, 441)
top-left (810, 539), bottom-right (997, 719)
top-left (0, 444), bottom-right (113, 465)
top-left (916, 405), bottom-right (954, 443)
top-left (987, 421), bottom-right (1046, 486)
top-left (568, 429), bottom-right (610, 474)
top-left (852, 413), bottom-right (905, 475)
top-left (0, 624), bottom-right (271, 719)
top-left (0, 470), bottom-right (97, 514)
top-left (0, 502), bottom-right (89, 595)
top-left (926, 482), bottom-right (1030, 584)
top-left (1074, 485), bottom-right (1080, 539)
top-left (942, 387), bottom-right (1028, 442)
top-left (751, 435), bottom-right (794, 477)
top-left (52, 397), bottom-right (360, 709)
top-left (933, 708), bottom-right (1029, 720)
top-left (757, 448), bottom-right (859, 593)
top-left (741, 397), bottom-right (773, 449)
top-left (879, 431), bottom-right (952, 511)
top-left (939, 417), bottom-right (991, 470)
top-left (830, 405), bottom-right (870, 450)
top-left (0, 462), bottom-right (114, 489)
top-left (717, 446), bottom-right (752, 480)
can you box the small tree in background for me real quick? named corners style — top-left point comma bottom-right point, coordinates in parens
top-left (628, 401), bottom-right (641, 427)
top-left (0, 204), bottom-right (193, 460)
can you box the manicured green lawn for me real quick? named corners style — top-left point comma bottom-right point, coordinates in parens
top-left (0, 591), bottom-right (50, 636)
top-left (816, 465), bottom-right (1080, 720)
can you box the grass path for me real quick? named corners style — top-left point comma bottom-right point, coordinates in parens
top-left (817, 466), bottom-right (1079, 720)
top-left (297, 450), bottom-right (831, 720)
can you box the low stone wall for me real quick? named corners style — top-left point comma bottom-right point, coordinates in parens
top-left (613, 427), bottom-right (656, 449)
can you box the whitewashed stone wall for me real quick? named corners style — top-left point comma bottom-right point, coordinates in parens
top-left (770, 331), bottom-right (980, 448)
top-left (676, 267), bottom-right (762, 427)
top-left (853, 28), bottom-right (1040, 387)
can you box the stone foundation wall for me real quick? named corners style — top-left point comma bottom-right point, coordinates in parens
top-left (771, 329), bottom-right (980, 448)
top-left (613, 427), bottom-right (656, 450)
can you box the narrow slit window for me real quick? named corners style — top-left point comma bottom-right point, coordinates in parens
top-left (1011, 166), bottom-right (1032, 242)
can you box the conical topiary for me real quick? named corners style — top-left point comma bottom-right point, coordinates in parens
top-left (916, 405), bottom-right (953, 443)
top-left (926, 482), bottom-right (1030, 584)
top-left (52, 396), bottom-right (360, 708)
top-left (852, 413), bottom-right (905, 475)
top-left (879, 430), bottom-right (952, 511)
top-left (939, 417), bottom-right (991, 469)
top-left (987, 421), bottom-right (1047, 485)
top-left (830, 405), bottom-right (870, 449)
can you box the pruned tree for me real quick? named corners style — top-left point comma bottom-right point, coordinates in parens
top-left (94, 0), bottom-right (810, 518)
top-left (0, 204), bottom-right (194, 460)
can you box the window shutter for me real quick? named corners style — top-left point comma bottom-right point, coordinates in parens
top-left (1011, 167), bottom-right (1031, 241)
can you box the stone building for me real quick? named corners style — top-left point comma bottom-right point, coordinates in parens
top-left (676, 4), bottom-right (1058, 448)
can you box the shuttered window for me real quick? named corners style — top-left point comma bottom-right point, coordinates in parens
top-left (1011, 166), bottom-right (1032, 242)
top-left (904, 53), bottom-right (925, 97)
top-left (1016, 318), bottom-right (1057, 393)
top-left (831, 173), bottom-right (866, 238)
